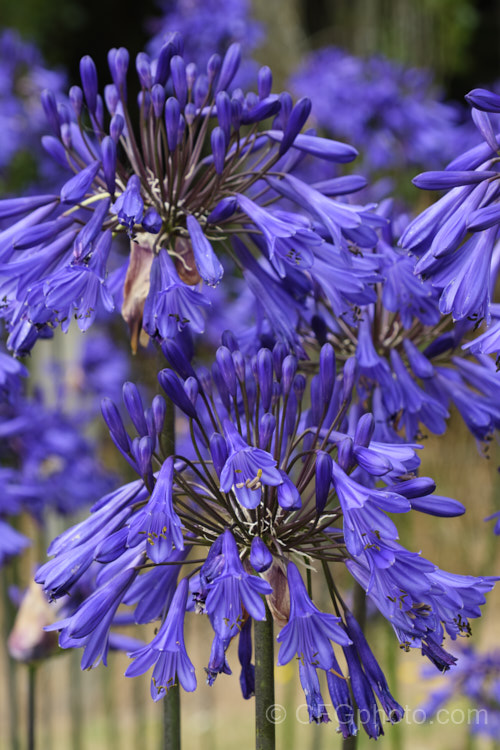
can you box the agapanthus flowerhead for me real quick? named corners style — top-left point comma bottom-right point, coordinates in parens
top-left (400, 85), bottom-right (500, 359)
top-left (147, 0), bottom-right (263, 90)
top-left (298, 198), bottom-right (500, 446)
top-left (35, 334), bottom-right (496, 735)
top-left (276, 562), bottom-right (351, 669)
top-left (290, 46), bottom-right (476, 177)
top-left (0, 36), bottom-right (379, 355)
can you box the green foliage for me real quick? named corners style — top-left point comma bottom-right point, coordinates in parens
top-left (0, 150), bottom-right (39, 195)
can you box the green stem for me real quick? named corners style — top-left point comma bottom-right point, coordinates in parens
top-left (255, 604), bottom-right (276, 750)
top-left (343, 583), bottom-right (367, 750)
top-left (27, 665), bottom-right (36, 750)
top-left (163, 685), bottom-right (181, 750)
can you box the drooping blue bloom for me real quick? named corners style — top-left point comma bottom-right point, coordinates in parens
top-left (326, 658), bottom-right (357, 738)
top-left (204, 530), bottom-right (272, 639)
top-left (143, 249), bottom-right (211, 340)
top-left (205, 633), bottom-right (232, 685)
top-left (342, 640), bottom-right (384, 739)
top-left (126, 577), bottom-right (196, 698)
top-left (400, 86), bottom-right (500, 350)
top-left (39, 230), bottom-right (115, 332)
top-left (46, 558), bottom-right (139, 669)
top-left (344, 609), bottom-right (404, 722)
top-left (277, 562), bottom-right (351, 670)
top-left (238, 616), bottom-right (255, 699)
top-left (299, 662), bottom-right (330, 724)
top-left (124, 548), bottom-right (185, 624)
top-left (347, 548), bottom-right (497, 666)
top-left (127, 456), bottom-right (184, 562)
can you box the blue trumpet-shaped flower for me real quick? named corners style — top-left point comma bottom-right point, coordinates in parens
top-left (127, 456), bottom-right (184, 563)
top-left (126, 577), bottom-right (196, 698)
top-left (299, 662), bottom-right (331, 724)
top-left (219, 420), bottom-right (282, 509)
top-left (205, 530), bottom-right (272, 639)
top-left (277, 562), bottom-right (351, 670)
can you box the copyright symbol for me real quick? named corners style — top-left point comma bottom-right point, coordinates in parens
top-left (266, 704), bottom-right (287, 724)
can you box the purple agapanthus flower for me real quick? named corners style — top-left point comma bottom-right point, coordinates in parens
top-left (219, 420), bottom-right (282, 508)
top-left (0, 36), bottom-right (380, 356)
top-left (400, 85), bottom-right (500, 359)
top-left (290, 46), bottom-right (477, 175)
top-left (299, 662), bottom-right (331, 724)
top-left (32, 334), bottom-right (496, 740)
top-left (126, 577), bottom-right (196, 698)
top-left (205, 530), bottom-right (272, 639)
top-left (276, 562), bottom-right (351, 669)
top-left (46, 555), bottom-right (140, 669)
top-left (142, 248), bottom-right (211, 340)
top-left (127, 456), bottom-right (184, 562)
top-left (147, 0), bottom-right (263, 90)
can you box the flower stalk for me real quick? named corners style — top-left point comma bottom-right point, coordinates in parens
top-left (163, 685), bottom-right (181, 750)
top-left (28, 665), bottom-right (36, 750)
top-left (255, 603), bottom-right (275, 750)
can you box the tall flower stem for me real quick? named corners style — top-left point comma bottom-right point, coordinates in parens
top-left (254, 602), bottom-right (276, 750)
top-left (343, 582), bottom-right (366, 750)
top-left (161, 388), bottom-right (181, 750)
top-left (163, 685), bottom-right (181, 750)
top-left (27, 665), bottom-right (36, 750)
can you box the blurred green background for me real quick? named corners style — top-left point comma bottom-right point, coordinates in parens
top-left (1, 0), bottom-right (500, 94)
